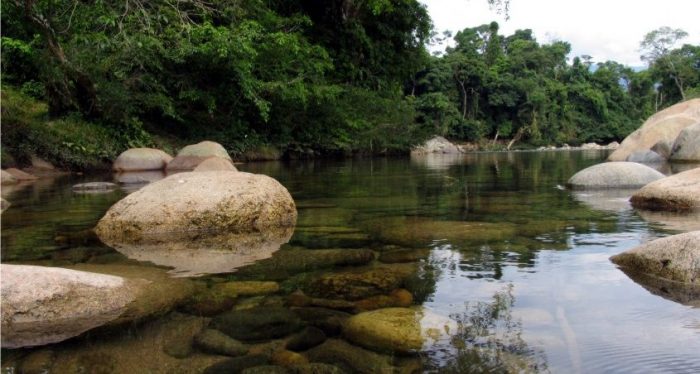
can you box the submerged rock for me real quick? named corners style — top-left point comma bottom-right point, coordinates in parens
top-left (669, 122), bottom-right (700, 162)
top-left (304, 339), bottom-right (395, 373)
top-left (167, 141), bottom-right (233, 171)
top-left (211, 307), bottom-right (303, 342)
top-left (203, 355), bottom-right (271, 374)
top-left (367, 216), bottom-right (516, 247)
top-left (0, 264), bottom-right (136, 348)
top-left (1, 197), bottom-right (10, 213)
top-left (630, 168), bottom-right (700, 211)
top-left (566, 162), bottom-right (665, 189)
top-left (608, 98), bottom-right (700, 161)
top-left (67, 263), bottom-right (196, 326)
top-left (610, 231), bottom-right (700, 284)
top-left (194, 329), bottom-right (250, 357)
top-left (113, 148), bottom-right (173, 171)
top-left (291, 307), bottom-right (351, 337)
top-left (6, 312), bottom-right (224, 373)
top-left (379, 248), bottom-right (430, 263)
top-left (303, 264), bottom-right (415, 301)
top-left (95, 171), bottom-right (296, 243)
top-left (343, 307), bottom-right (423, 354)
top-left (285, 326), bottom-right (327, 352)
top-left (213, 281), bottom-right (280, 297)
top-left (233, 248), bottom-right (374, 281)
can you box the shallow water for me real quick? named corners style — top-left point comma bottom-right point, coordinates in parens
top-left (2, 150), bottom-right (699, 373)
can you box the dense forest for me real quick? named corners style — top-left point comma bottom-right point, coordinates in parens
top-left (2, 0), bottom-right (699, 168)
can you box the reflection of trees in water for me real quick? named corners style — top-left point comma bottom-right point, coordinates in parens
top-left (427, 285), bottom-right (549, 373)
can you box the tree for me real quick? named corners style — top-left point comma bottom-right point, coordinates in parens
top-left (640, 27), bottom-right (689, 100)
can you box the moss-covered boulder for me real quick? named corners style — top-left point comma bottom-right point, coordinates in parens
top-left (303, 264), bottom-right (416, 301)
top-left (343, 307), bottom-right (424, 354)
top-left (95, 171), bottom-right (296, 243)
top-left (233, 248), bottom-right (374, 281)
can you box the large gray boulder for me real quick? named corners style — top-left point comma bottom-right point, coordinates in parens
top-left (608, 99), bottom-right (700, 161)
top-left (1, 265), bottom-right (136, 348)
top-left (566, 162), bottom-right (665, 189)
top-left (630, 167), bottom-right (700, 211)
top-left (626, 150), bottom-right (665, 163)
top-left (411, 136), bottom-right (462, 155)
top-left (166, 141), bottom-right (232, 171)
top-left (1, 264), bottom-right (196, 349)
top-left (669, 122), bottom-right (700, 162)
top-left (611, 231), bottom-right (700, 285)
top-left (113, 148), bottom-right (173, 172)
top-left (95, 171), bottom-right (296, 243)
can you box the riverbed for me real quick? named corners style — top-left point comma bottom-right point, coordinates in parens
top-left (2, 150), bottom-right (699, 373)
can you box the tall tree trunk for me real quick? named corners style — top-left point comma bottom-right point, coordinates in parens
top-left (457, 81), bottom-right (468, 119)
top-left (19, 0), bottom-right (100, 117)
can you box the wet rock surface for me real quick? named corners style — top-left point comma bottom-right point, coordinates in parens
top-left (630, 167), bottom-right (700, 211)
top-left (611, 231), bottom-right (700, 284)
top-left (0, 264), bottom-right (135, 348)
top-left (95, 171), bottom-right (297, 243)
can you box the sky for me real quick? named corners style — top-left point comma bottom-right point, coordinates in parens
top-left (421, 0), bottom-right (700, 67)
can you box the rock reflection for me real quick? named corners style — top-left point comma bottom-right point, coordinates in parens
top-left (634, 209), bottom-right (700, 232)
top-left (614, 268), bottom-right (700, 308)
top-left (410, 153), bottom-right (467, 170)
top-left (114, 171), bottom-right (166, 193)
top-left (571, 189), bottom-right (637, 213)
top-left (427, 285), bottom-right (548, 373)
top-left (99, 228), bottom-right (294, 277)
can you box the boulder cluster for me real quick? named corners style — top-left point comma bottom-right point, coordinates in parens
top-left (564, 100), bottom-right (700, 304)
top-left (608, 98), bottom-right (700, 163)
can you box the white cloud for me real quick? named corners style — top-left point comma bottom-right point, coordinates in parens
top-left (422, 0), bottom-right (700, 67)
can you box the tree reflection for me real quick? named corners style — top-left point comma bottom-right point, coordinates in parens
top-left (428, 285), bottom-right (549, 373)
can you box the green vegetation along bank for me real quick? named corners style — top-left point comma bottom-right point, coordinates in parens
top-left (2, 1), bottom-right (699, 170)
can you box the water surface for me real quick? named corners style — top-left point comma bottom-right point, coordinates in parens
top-left (2, 150), bottom-right (699, 373)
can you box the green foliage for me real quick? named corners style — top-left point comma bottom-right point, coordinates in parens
top-left (1, 87), bottom-right (150, 170)
top-left (412, 22), bottom-right (699, 146)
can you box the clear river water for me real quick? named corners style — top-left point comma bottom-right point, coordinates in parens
top-left (2, 150), bottom-right (699, 373)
